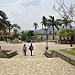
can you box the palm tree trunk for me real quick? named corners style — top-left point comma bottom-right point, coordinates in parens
top-left (44, 26), bottom-right (46, 34)
top-left (66, 25), bottom-right (67, 28)
top-left (53, 27), bottom-right (55, 40)
top-left (9, 29), bottom-right (10, 36)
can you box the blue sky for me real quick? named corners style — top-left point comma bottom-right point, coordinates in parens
top-left (0, 0), bottom-right (75, 31)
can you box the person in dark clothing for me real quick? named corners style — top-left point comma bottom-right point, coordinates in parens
top-left (29, 43), bottom-right (34, 56)
top-left (23, 44), bottom-right (27, 56)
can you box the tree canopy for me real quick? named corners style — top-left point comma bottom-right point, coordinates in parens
top-left (33, 22), bottom-right (38, 30)
top-left (0, 10), bottom-right (21, 34)
top-left (0, 10), bottom-right (8, 31)
top-left (21, 30), bottom-right (38, 41)
top-left (58, 28), bottom-right (74, 39)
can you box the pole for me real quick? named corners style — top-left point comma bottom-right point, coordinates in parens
top-left (46, 29), bottom-right (48, 50)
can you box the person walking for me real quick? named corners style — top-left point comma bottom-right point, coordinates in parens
top-left (29, 43), bottom-right (34, 56)
top-left (23, 44), bottom-right (27, 56)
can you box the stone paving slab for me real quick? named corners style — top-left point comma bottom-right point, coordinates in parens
top-left (0, 42), bottom-right (46, 59)
top-left (0, 58), bottom-right (75, 75)
top-left (0, 41), bottom-right (75, 75)
top-left (35, 42), bottom-right (75, 51)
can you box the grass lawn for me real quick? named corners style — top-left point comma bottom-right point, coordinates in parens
top-left (61, 49), bottom-right (75, 56)
top-left (50, 50), bottom-right (53, 52)
top-left (3, 50), bottom-right (11, 53)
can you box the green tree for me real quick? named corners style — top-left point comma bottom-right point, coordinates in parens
top-left (34, 32), bottom-right (38, 36)
top-left (6, 21), bottom-right (13, 36)
top-left (7, 23), bottom-right (21, 35)
top-left (13, 29), bottom-right (18, 33)
top-left (41, 16), bottom-right (48, 35)
top-left (21, 30), bottom-right (38, 41)
top-left (0, 10), bottom-right (8, 31)
top-left (41, 16), bottom-right (47, 29)
top-left (62, 17), bottom-right (72, 28)
top-left (27, 30), bottom-right (34, 39)
top-left (11, 33), bottom-right (19, 40)
top-left (12, 24), bottom-right (21, 33)
top-left (58, 28), bottom-right (74, 40)
top-left (33, 22), bottom-right (38, 30)
top-left (21, 30), bottom-right (24, 34)
top-left (12, 24), bottom-right (21, 30)
top-left (21, 32), bottom-right (29, 41)
top-left (47, 16), bottom-right (60, 40)
top-left (0, 10), bottom-right (7, 20)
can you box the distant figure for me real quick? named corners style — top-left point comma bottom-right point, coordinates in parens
top-left (23, 44), bottom-right (27, 56)
top-left (29, 43), bottom-right (34, 56)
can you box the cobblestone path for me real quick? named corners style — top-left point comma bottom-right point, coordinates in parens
top-left (0, 42), bottom-right (75, 75)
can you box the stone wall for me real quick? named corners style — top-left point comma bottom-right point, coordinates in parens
top-left (8, 51), bottom-right (17, 58)
top-left (36, 34), bottom-right (75, 43)
top-left (0, 50), bottom-right (17, 58)
top-left (36, 34), bottom-right (60, 40)
top-left (45, 50), bottom-right (75, 66)
top-left (0, 51), bottom-right (8, 58)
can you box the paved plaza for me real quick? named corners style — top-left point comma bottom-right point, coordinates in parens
top-left (0, 41), bottom-right (75, 75)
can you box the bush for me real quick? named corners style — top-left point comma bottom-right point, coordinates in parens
top-left (34, 32), bottom-right (38, 36)
top-left (21, 30), bottom-right (38, 41)
top-left (27, 30), bottom-right (34, 39)
top-left (21, 32), bottom-right (29, 41)
top-left (11, 33), bottom-right (19, 40)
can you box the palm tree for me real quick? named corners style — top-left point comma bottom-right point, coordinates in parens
top-left (6, 21), bottom-right (13, 36)
top-left (0, 21), bottom-right (5, 31)
top-left (41, 16), bottom-right (47, 29)
top-left (12, 24), bottom-right (21, 33)
top-left (62, 17), bottom-right (72, 28)
top-left (12, 24), bottom-right (21, 30)
top-left (21, 31), bottom-right (24, 34)
top-left (55, 19), bottom-right (62, 40)
top-left (41, 16), bottom-right (48, 35)
top-left (0, 10), bottom-right (7, 20)
top-left (33, 22), bottom-right (38, 30)
top-left (55, 19), bottom-right (62, 29)
top-left (47, 16), bottom-right (60, 40)
top-left (0, 10), bottom-right (8, 31)
top-left (14, 29), bottom-right (18, 33)
top-left (7, 23), bottom-right (21, 35)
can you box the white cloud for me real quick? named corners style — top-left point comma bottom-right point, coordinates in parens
top-left (15, 0), bottom-right (42, 7)
top-left (16, 0), bottom-right (32, 5)
top-left (3, 1), bottom-right (26, 15)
